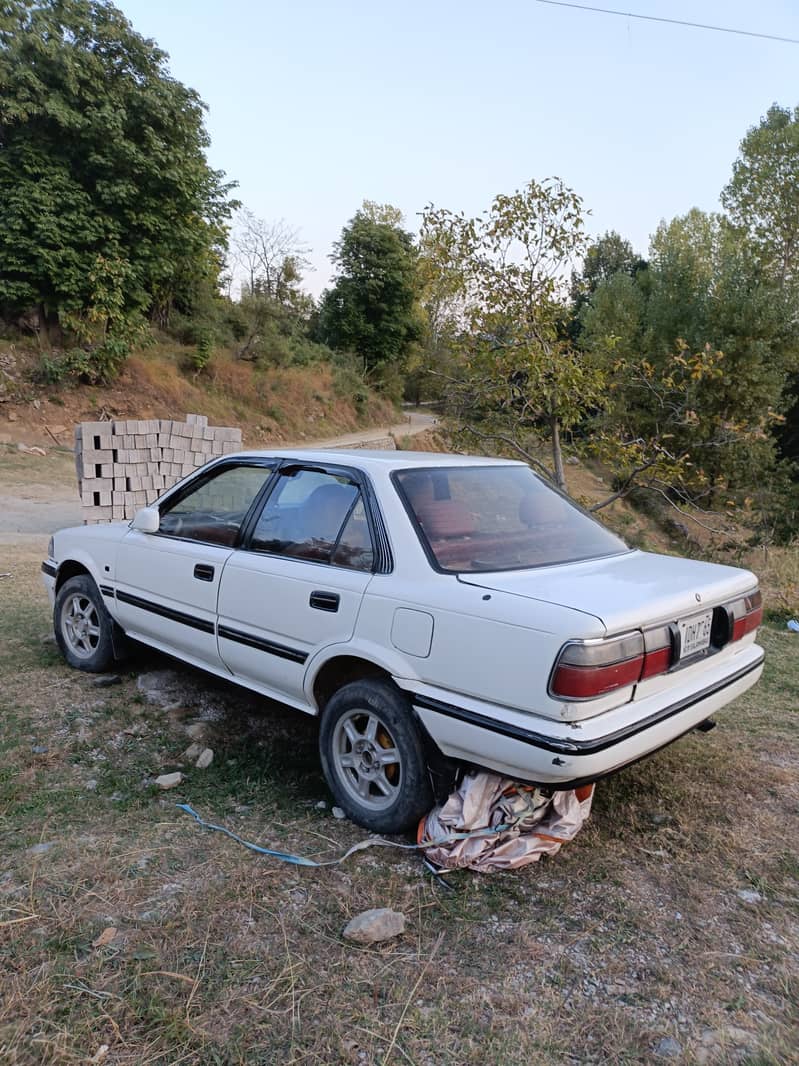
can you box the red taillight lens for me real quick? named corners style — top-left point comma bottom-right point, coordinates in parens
top-left (641, 625), bottom-right (673, 679)
top-left (551, 633), bottom-right (645, 700)
top-left (551, 626), bottom-right (675, 701)
top-left (730, 589), bottom-right (762, 642)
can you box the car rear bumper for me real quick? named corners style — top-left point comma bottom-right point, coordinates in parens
top-left (411, 643), bottom-right (764, 786)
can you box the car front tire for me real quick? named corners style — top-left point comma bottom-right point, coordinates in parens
top-left (319, 679), bottom-right (434, 834)
top-left (54, 574), bottom-right (116, 673)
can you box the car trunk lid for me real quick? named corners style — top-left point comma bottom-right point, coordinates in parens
top-left (457, 550), bottom-right (757, 635)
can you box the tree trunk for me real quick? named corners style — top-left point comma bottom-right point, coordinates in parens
top-left (550, 414), bottom-right (566, 491)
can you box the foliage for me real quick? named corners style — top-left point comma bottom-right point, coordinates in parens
top-left (318, 203), bottom-right (421, 381)
top-left (0, 0), bottom-right (236, 374)
top-left (420, 178), bottom-right (595, 487)
top-left (569, 230), bottom-right (646, 336)
top-left (722, 103), bottom-right (799, 289)
top-left (577, 208), bottom-right (799, 524)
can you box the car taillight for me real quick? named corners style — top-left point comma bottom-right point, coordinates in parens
top-left (729, 589), bottom-right (763, 642)
top-left (641, 625), bottom-right (673, 679)
top-left (551, 626), bottom-right (675, 701)
top-left (550, 633), bottom-right (644, 700)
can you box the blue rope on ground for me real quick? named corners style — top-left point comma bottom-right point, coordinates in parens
top-left (176, 803), bottom-right (516, 868)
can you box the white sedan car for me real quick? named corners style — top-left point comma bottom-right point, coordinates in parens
top-left (42, 449), bottom-right (764, 832)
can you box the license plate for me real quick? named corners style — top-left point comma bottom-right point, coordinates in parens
top-left (679, 610), bottom-right (713, 659)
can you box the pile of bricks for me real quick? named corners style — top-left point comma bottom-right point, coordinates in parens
top-left (75, 413), bottom-right (242, 524)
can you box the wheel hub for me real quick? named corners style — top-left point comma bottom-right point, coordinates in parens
top-left (332, 709), bottom-right (402, 811)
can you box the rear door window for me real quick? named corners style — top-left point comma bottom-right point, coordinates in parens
top-left (249, 468), bottom-right (374, 570)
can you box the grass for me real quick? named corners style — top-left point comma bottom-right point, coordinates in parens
top-left (1, 539), bottom-right (797, 1064)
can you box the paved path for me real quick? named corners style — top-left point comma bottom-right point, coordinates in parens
top-left (0, 411), bottom-right (438, 540)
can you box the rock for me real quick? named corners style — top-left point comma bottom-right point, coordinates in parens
top-left (332, 806), bottom-right (346, 819)
top-left (342, 908), bottom-right (406, 944)
top-left (565, 455), bottom-right (580, 465)
top-left (697, 1026), bottom-right (757, 1063)
top-left (93, 674), bottom-right (122, 688)
top-left (27, 842), bottom-right (55, 855)
top-left (654, 1037), bottom-right (682, 1059)
top-left (195, 748), bottom-right (213, 769)
top-left (736, 888), bottom-right (763, 904)
top-left (85, 779), bottom-right (98, 791)
top-left (315, 800), bottom-right (328, 810)
top-left (123, 723), bottom-right (147, 736)
top-left (30, 744), bottom-right (48, 754)
top-left (17, 442), bottom-right (46, 456)
top-left (7, 410), bottom-right (17, 422)
top-left (182, 742), bottom-right (203, 761)
top-left (154, 772), bottom-right (183, 790)
top-left (185, 722), bottom-right (208, 741)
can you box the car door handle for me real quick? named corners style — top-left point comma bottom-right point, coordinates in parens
top-left (309, 590), bottom-right (340, 612)
top-left (193, 563), bottom-right (215, 582)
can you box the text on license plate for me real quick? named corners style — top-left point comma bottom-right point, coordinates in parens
top-left (679, 610), bottom-right (713, 659)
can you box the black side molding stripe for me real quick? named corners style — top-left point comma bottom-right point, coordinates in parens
top-left (414, 653), bottom-right (765, 758)
top-left (217, 624), bottom-right (307, 664)
top-left (116, 590), bottom-right (215, 635)
top-left (41, 561), bottom-right (57, 578)
top-left (99, 584), bottom-right (114, 597)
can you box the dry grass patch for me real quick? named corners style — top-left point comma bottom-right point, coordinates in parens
top-left (0, 543), bottom-right (797, 1065)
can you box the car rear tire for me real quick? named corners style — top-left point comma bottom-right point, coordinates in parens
top-left (54, 575), bottom-right (116, 673)
top-left (319, 679), bottom-right (434, 834)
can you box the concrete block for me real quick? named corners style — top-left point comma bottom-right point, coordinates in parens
top-left (222, 441), bottom-right (239, 454)
top-left (81, 421), bottom-right (110, 439)
top-left (81, 448), bottom-right (113, 465)
top-left (113, 477), bottom-right (127, 491)
top-left (99, 491), bottom-right (112, 507)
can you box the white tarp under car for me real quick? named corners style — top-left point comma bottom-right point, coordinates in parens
top-left (419, 773), bottom-right (595, 872)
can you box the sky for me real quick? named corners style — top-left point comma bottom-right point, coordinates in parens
top-left (119, 0), bottom-right (799, 295)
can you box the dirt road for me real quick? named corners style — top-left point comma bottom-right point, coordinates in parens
top-left (0, 411), bottom-right (437, 540)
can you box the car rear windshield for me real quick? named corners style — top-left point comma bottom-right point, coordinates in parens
top-left (394, 465), bottom-right (628, 572)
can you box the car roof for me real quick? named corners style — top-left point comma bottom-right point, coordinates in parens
top-left (229, 448), bottom-right (527, 472)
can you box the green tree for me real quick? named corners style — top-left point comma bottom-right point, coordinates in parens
top-left (422, 179), bottom-right (605, 489)
top-left (722, 103), bottom-right (799, 288)
top-left (0, 0), bottom-right (235, 374)
top-left (318, 203), bottom-right (420, 382)
top-left (569, 230), bottom-right (646, 336)
top-left (580, 209), bottom-right (798, 503)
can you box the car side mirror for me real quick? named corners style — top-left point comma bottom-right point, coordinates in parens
top-left (131, 506), bottom-right (160, 534)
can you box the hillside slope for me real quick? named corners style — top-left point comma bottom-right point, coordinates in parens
top-left (0, 341), bottom-right (397, 451)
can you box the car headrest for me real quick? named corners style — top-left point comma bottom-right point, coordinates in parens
top-left (416, 499), bottom-right (476, 538)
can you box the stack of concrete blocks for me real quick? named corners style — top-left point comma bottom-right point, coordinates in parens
top-left (75, 413), bottom-right (242, 524)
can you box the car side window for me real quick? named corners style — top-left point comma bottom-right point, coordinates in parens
top-left (158, 464), bottom-right (273, 546)
top-left (249, 468), bottom-right (374, 569)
